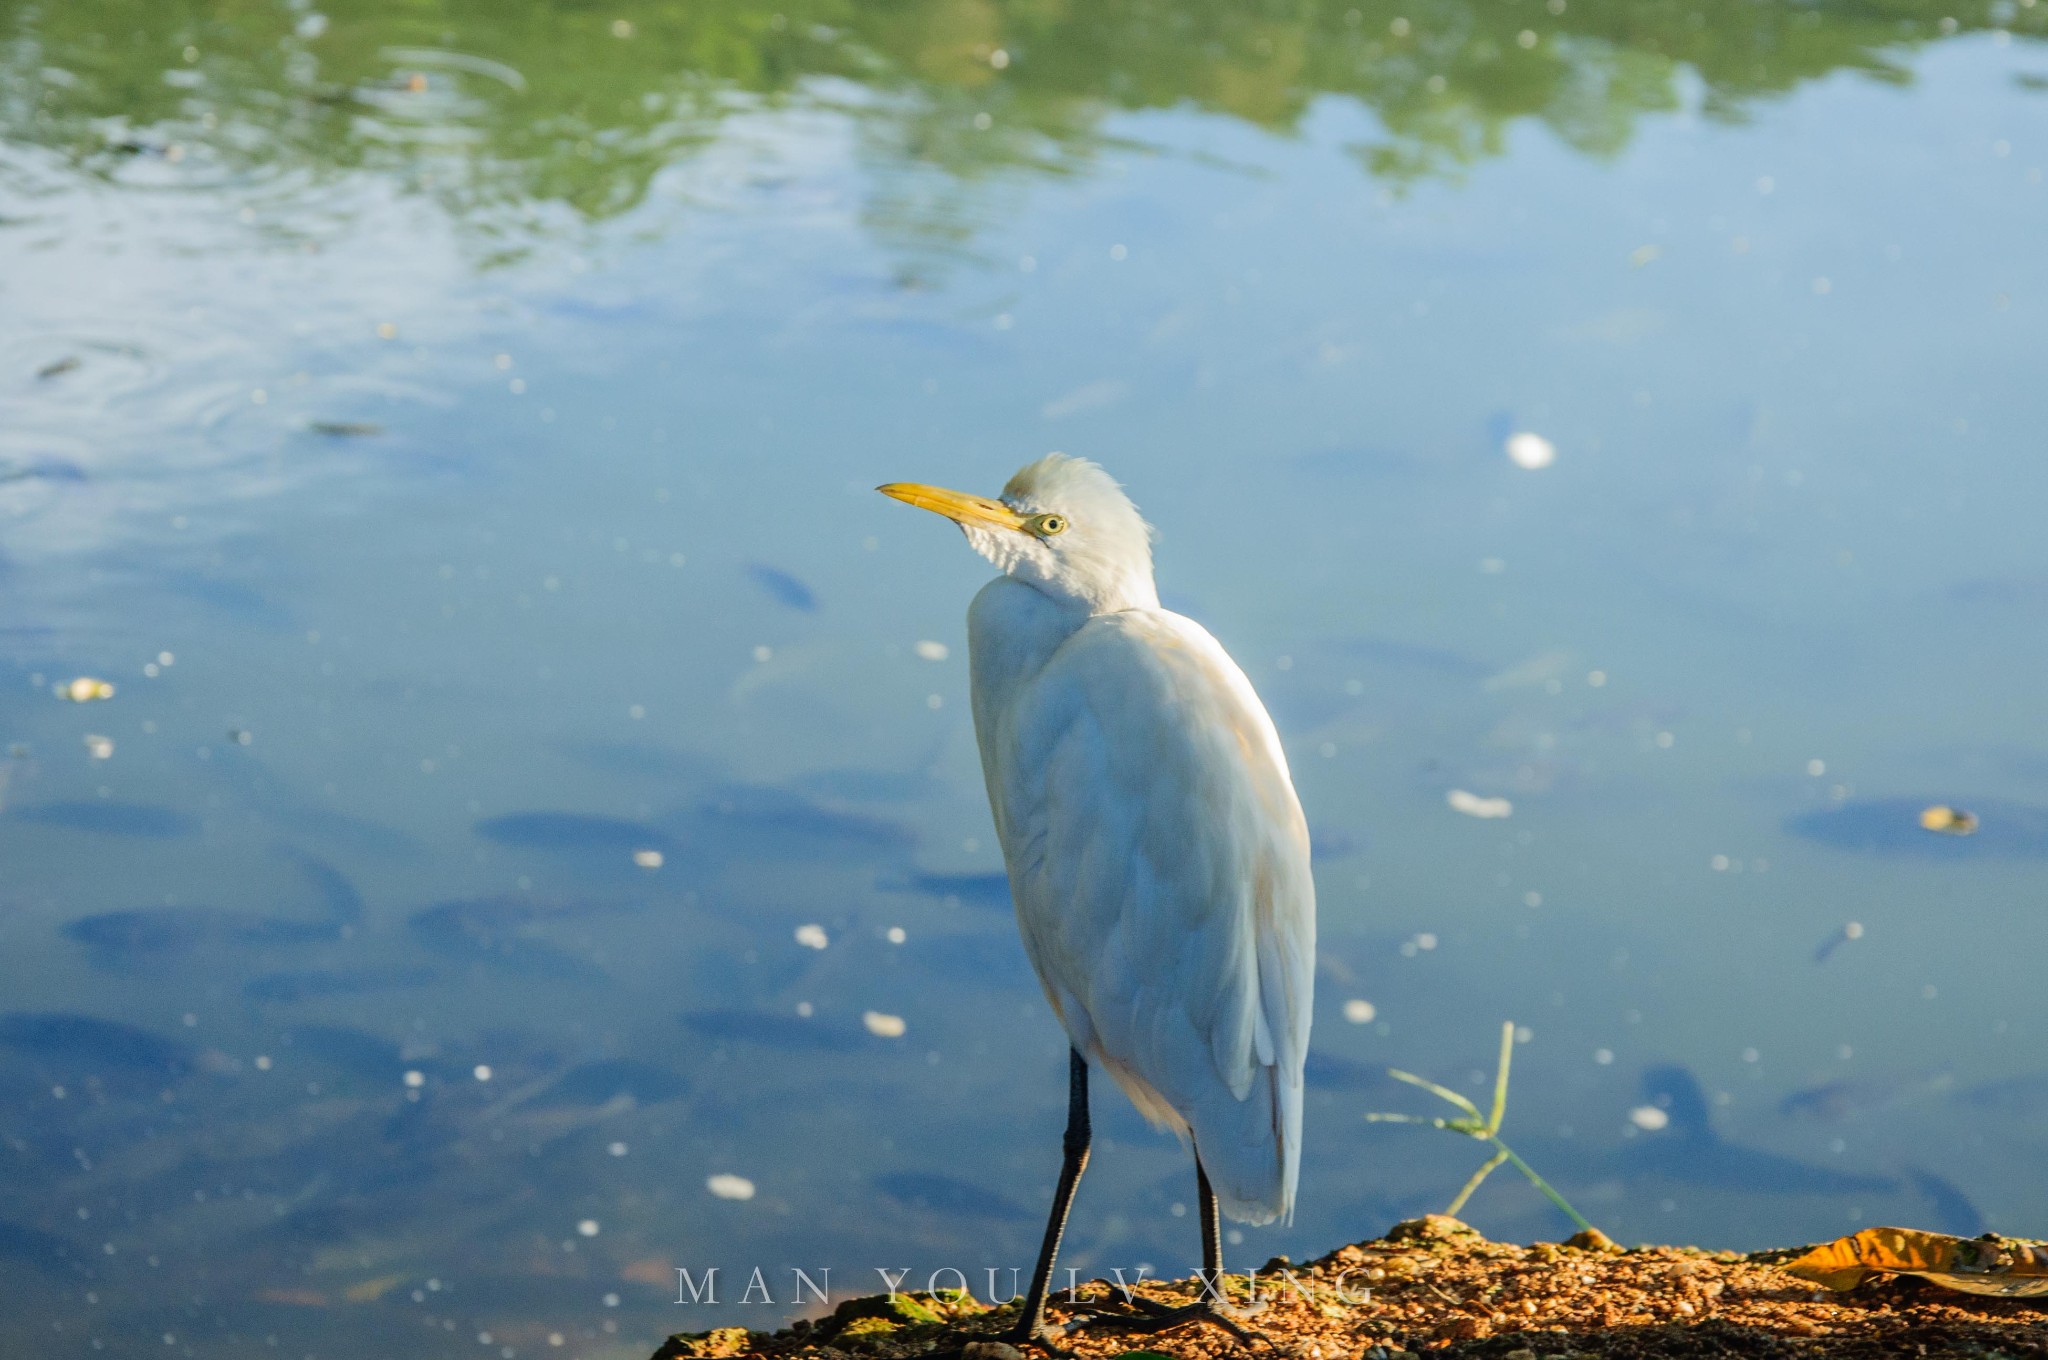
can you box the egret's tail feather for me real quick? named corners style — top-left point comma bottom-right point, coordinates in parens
top-left (1189, 1061), bottom-right (1303, 1227)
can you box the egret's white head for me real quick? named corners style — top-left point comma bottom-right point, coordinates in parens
top-left (879, 454), bottom-right (1158, 614)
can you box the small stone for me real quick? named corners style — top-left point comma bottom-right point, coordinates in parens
top-left (961, 1343), bottom-right (1024, 1360)
top-left (1386, 1214), bottom-right (1480, 1243)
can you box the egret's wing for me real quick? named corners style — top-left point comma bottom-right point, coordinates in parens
top-left (985, 606), bottom-right (1314, 1220)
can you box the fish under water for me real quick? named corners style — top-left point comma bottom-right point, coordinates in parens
top-left (1314, 634), bottom-right (1493, 679)
top-left (242, 966), bottom-right (438, 1003)
top-left (0, 1219), bottom-right (85, 1272)
top-left (1954, 1071), bottom-right (2048, 1117)
top-left (873, 1171), bottom-right (1029, 1221)
top-left (892, 871), bottom-right (1012, 910)
top-left (1905, 1166), bottom-right (1988, 1238)
top-left (405, 898), bottom-right (610, 981)
top-left (1503, 1065), bottom-right (1902, 1202)
top-left (6, 800), bottom-right (198, 837)
top-left (745, 563), bottom-right (819, 612)
top-left (678, 1008), bottom-right (868, 1052)
top-left (1778, 1071), bottom-right (1953, 1123)
top-left (157, 571), bottom-right (299, 632)
top-left (1812, 922), bottom-right (1863, 965)
top-left (0, 1011), bottom-right (195, 1079)
top-left (0, 456), bottom-right (88, 484)
top-left (62, 905), bottom-right (344, 964)
top-left (520, 1059), bottom-right (689, 1109)
top-left (687, 786), bottom-right (915, 862)
top-left (1604, 1066), bottom-right (1901, 1197)
top-left (1303, 1050), bottom-right (1399, 1095)
top-left (899, 931), bottom-right (1033, 985)
top-left (275, 1023), bottom-right (410, 1081)
top-left (474, 811), bottom-right (673, 856)
top-left (1309, 827), bottom-right (1362, 861)
top-left (280, 846), bottom-right (366, 924)
top-left (1786, 797), bottom-right (2048, 858)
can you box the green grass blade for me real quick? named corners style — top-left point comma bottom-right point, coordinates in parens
top-left (1493, 1139), bottom-right (1595, 1234)
top-left (1387, 1068), bottom-right (1483, 1122)
top-left (1443, 1147), bottom-right (1509, 1218)
top-left (1486, 1020), bottom-right (1514, 1137)
top-left (1373, 1024), bottom-right (1603, 1241)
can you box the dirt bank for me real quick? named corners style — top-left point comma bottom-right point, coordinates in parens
top-left (653, 1216), bottom-right (2048, 1360)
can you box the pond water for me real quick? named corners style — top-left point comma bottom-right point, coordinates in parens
top-left (4, 2), bottom-right (2048, 1356)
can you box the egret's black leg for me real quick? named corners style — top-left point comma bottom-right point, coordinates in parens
top-left (1008, 1048), bottom-right (1093, 1344)
top-left (1199, 1158), bottom-right (1225, 1279)
top-left (925, 1050), bottom-right (1090, 1357)
top-left (1077, 1155), bottom-right (1266, 1347)
top-left (925, 1056), bottom-right (1089, 1351)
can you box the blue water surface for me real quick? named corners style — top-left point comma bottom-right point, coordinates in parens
top-left (4, 3), bottom-right (2048, 1356)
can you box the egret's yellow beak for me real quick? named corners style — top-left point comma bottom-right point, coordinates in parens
top-left (877, 483), bottom-right (1027, 532)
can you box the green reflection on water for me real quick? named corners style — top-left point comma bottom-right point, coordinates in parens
top-left (5, 0), bottom-right (2041, 243)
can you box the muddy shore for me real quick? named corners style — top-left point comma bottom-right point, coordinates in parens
top-left (652, 1216), bottom-right (2048, 1360)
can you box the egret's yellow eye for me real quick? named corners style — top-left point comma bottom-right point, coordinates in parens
top-left (1030, 513), bottom-right (1069, 537)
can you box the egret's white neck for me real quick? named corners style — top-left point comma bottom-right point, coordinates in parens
top-left (959, 523), bottom-right (1158, 616)
top-left (960, 454), bottom-right (1161, 615)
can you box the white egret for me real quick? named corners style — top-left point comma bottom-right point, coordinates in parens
top-left (880, 455), bottom-right (1315, 1346)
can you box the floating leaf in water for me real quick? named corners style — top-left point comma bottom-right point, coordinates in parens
top-left (1920, 805), bottom-right (1979, 835)
top-left (1504, 431), bottom-right (1555, 469)
top-left (1784, 1226), bottom-right (2048, 1297)
top-left (706, 1174), bottom-right (755, 1201)
top-left (1447, 789), bottom-right (1512, 819)
top-left (343, 1273), bottom-right (406, 1303)
top-left (1787, 797), bottom-right (2048, 857)
top-left (863, 1010), bottom-right (907, 1038)
top-left (308, 421), bottom-right (386, 437)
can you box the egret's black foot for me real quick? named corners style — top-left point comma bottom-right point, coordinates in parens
top-left (1077, 1296), bottom-right (1268, 1348)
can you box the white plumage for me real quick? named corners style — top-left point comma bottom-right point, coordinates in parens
top-left (884, 454), bottom-right (1315, 1227)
